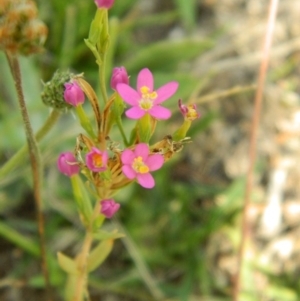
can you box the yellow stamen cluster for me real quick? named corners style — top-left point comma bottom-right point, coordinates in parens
top-left (132, 156), bottom-right (149, 174)
top-left (186, 105), bottom-right (198, 121)
top-left (139, 86), bottom-right (158, 110)
top-left (92, 153), bottom-right (103, 167)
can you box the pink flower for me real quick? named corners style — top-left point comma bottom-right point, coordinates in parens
top-left (94, 0), bottom-right (114, 9)
top-left (100, 199), bottom-right (120, 218)
top-left (178, 99), bottom-right (199, 121)
top-left (116, 68), bottom-right (178, 120)
top-left (86, 147), bottom-right (108, 172)
top-left (111, 66), bottom-right (129, 90)
top-left (57, 152), bottom-right (80, 177)
top-left (121, 143), bottom-right (164, 189)
top-left (64, 82), bottom-right (85, 106)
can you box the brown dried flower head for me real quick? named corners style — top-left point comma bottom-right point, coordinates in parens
top-left (0, 0), bottom-right (48, 55)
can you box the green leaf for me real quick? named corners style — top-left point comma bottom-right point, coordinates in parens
top-left (87, 240), bottom-right (113, 272)
top-left (57, 252), bottom-right (78, 275)
top-left (93, 229), bottom-right (125, 241)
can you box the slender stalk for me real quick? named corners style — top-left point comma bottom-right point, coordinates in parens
top-left (72, 202), bottom-right (101, 301)
top-left (233, 1), bottom-right (279, 300)
top-left (0, 109), bottom-right (60, 179)
top-left (74, 230), bottom-right (93, 301)
top-left (116, 118), bottom-right (129, 146)
top-left (99, 9), bottom-right (109, 104)
top-left (99, 57), bottom-right (108, 104)
top-left (5, 53), bottom-right (52, 301)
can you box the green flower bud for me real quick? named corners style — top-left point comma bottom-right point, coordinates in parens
top-left (41, 70), bottom-right (75, 111)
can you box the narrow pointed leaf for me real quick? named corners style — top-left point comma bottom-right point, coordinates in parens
top-left (57, 252), bottom-right (78, 275)
top-left (87, 240), bottom-right (113, 272)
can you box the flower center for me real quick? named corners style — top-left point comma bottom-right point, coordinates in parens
top-left (139, 86), bottom-right (157, 111)
top-left (92, 153), bottom-right (103, 167)
top-left (186, 105), bottom-right (198, 120)
top-left (132, 156), bottom-right (149, 174)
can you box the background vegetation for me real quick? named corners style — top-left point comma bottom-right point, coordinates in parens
top-left (1, 0), bottom-right (300, 300)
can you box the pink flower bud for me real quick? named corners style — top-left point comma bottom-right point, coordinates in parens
top-left (178, 99), bottom-right (200, 121)
top-left (63, 82), bottom-right (85, 106)
top-left (57, 152), bottom-right (80, 177)
top-left (100, 199), bottom-right (120, 218)
top-left (94, 0), bottom-right (114, 9)
top-left (86, 147), bottom-right (108, 172)
top-left (111, 66), bottom-right (129, 90)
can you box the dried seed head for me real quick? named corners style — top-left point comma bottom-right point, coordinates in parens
top-left (0, 0), bottom-right (48, 55)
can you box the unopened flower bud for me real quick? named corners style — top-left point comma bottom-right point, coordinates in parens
top-left (64, 82), bottom-right (85, 106)
top-left (111, 67), bottom-right (129, 90)
top-left (100, 199), bottom-right (120, 218)
top-left (57, 152), bottom-right (80, 177)
top-left (94, 0), bottom-right (115, 9)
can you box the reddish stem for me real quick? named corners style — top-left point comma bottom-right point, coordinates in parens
top-left (233, 0), bottom-right (279, 300)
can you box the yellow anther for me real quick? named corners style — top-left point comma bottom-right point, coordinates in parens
top-left (149, 91), bottom-right (157, 99)
top-left (93, 153), bottom-right (103, 167)
top-left (186, 105), bottom-right (198, 120)
top-left (132, 156), bottom-right (149, 174)
top-left (140, 86), bottom-right (150, 94)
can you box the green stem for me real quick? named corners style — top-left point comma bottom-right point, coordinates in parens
top-left (99, 56), bottom-right (108, 104)
top-left (0, 109), bottom-right (60, 179)
top-left (71, 202), bottom-right (101, 301)
top-left (116, 117), bottom-right (129, 146)
top-left (5, 53), bottom-right (52, 301)
top-left (73, 230), bottom-right (93, 301)
top-left (75, 105), bottom-right (97, 139)
top-left (99, 9), bottom-right (109, 104)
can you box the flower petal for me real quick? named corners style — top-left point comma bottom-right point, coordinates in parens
top-left (154, 81), bottom-right (178, 104)
top-left (134, 143), bottom-right (149, 160)
top-left (122, 165), bottom-right (136, 179)
top-left (145, 154), bottom-right (164, 171)
top-left (116, 83), bottom-right (140, 106)
top-left (125, 107), bottom-right (146, 119)
top-left (148, 106), bottom-right (171, 120)
top-left (137, 173), bottom-right (155, 189)
top-left (121, 149), bottom-right (135, 164)
top-left (137, 68), bottom-right (153, 92)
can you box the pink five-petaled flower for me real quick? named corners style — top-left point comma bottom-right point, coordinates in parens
top-left (178, 99), bottom-right (200, 121)
top-left (116, 68), bottom-right (178, 120)
top-left (121, 143), bottom-right (164, 189)
top-left (57, 152), bottom-right (80, 177)
top-left (111, 66), bottom-right (129, 90)
top-left (100, 199), bottom-right (120, 218)
top-left (94, 0), bottom-right (114, 9)
top-left (63, 82), bottom-right (85, 107)
top-left (86, 147), bottom-right (108, 172)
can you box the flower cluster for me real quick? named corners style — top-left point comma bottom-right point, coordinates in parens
top-left (56, 66), bottom-right (199, 219)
